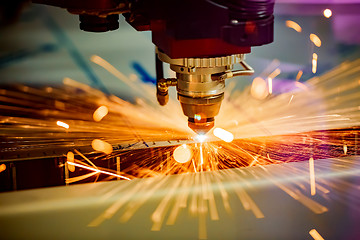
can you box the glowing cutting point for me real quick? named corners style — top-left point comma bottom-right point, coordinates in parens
top-left (93, 106), bottom-right (108, 122)
top-left (195, 134), bottom-right (207, 143)
top-left (323, 9), bottom-right (332, 18)
top-left (173, 144), bottom-right (192, 163)
top-left (213, 128), bottom-right (234, 143)
top-left (92, 139), bottom-right (113, 154)
top-left (56, 120), bottom-right (69, 129)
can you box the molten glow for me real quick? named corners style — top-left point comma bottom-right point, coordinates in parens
top-left (92, 139), bottom-right (113, 154)
top-left (309, 157), bottom-right (316, 196)
top-left (343, 145), bottom-right (348, 155)
top-left (309, 229), bottom-right (324, 240)
top-left (67, 161), bottom-right (130, 180)
top-left (285, 20), bottom-right (302, 32)
top-left (213, 128), bottom-right (234, 143)
top-left (93, 106), bottom-right (108, 122)
top-left (251, 77), bottom-right (268, 100)
top-left (0, 164), bottom-right (6, 173)
top-left (195, 134), bottom-right (207, 143)
top-left (312, 53), bottom-right (318, 74)
top-left (56, 121), bottom-right (69, 129)
top-left (173, 144), bottom-right (192, 163)
top-left (310, 34), bottom-right (322, 47)
top-left (323, 9), bottom-right (332, 18)
top-left (67, 151), bottom-right (75, 172)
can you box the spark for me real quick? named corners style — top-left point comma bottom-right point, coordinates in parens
top-left (309, 157), bottom-right (316, 196)
top-left (296, 70), bottom-right (303, 81)
top-left (323, 9), bottom-right (332, 18)
top-left (93, 106), bottom-right (109, 122)
top-left (288, 95), bottom-right (294, 105)
top-left (312, 53), bottom-right (318, 74)
top-left (173, 144), bottom-right (192, 163)
top-left (66, 151), bottom-right (75, 172)
top-left (343, 145), bottom-right (347, 155)
top-left (56, 120), bottom-right (69, 129)
top-left (200, 144), bottom-right (204, 166)
top-left (285, 20), bottom-right (302, 32)
top-left (251, 77), bottom-right (268, 100)
top-left (0, 164), bottom-right (6, 173)
top-left (310, 34), bottom-right (322, 47)
top-left (309, 229), bottom-right (325, 240)
top-left (67, 161), bottom-right (131, 180)
top-left (268, 77), bottom-right (273, 94)
top-left (92, 139), bottom-right (113, 154)
top-left (213, 128), bottom-right (234, 143)
top-left (268, 68), bottom-right (281, 80)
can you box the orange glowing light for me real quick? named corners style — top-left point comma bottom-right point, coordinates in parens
top-left (312, 53), bottom-right (318, 74)
top-left (173, 144), bottom-right (192, 164)
top-left (309, 229), bottom-right (324, 240)
top-left (310, 34), bottom-right (322, 47)
top-left (309, 157), bottom-right (316, 196)
top-left (285, 20), bottom-right (302, 32)
top-left (67, 151), bottom-right (75, 172)
top-left (251, 77), bottom-right (268, 100)
top-left (0, 164), bottom-right (6, 173)
top-left (213, 128), bottom-right (234, 143)
top-left (93, 105), bottom-right (109, 122)
top-left (56, 120), bottom-right (69, 129)
top-left (323, 9), bottom-right (332, 18)
top-left (67, 161), bottom-right (130, 180)
top-left (92, 139), bottom-right (113, 154)
top-left (296, 70), bottom-right (303, 81)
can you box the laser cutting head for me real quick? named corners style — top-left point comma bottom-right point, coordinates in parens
top-left (156, 49), bottom-right (254, 134)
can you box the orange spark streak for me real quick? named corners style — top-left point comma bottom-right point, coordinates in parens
top-left (285, 20), bottom-right (302, 32)
top-left (67, 161), bottom-right (130, 180)
top-left (310, 34), bottom-right (322, 47)
top-left (0, 164), bottom-right (6, 173)
top-left (213, 128), bottom-right (234, 143)
top-left (93, 106), bottom-right (109, 122)
top-left (56, 120), bottom-right (69, 129)
top-left (312, 53), bottom-right (318, 74)
top-left (66, 151), bottom-right (75, 172)
top-left (92, 139), bottom-right (113, 154)
top-left (309, 229), bottom-right (325, 240)
top-left (309, 157), bottom-right (316, 196)
top-left (296, 70), bottom-right (303, 81)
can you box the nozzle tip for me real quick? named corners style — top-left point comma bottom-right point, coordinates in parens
top-left (188, 118), bottom-right (214, 134)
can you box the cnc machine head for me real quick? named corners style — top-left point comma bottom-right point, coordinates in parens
top-left (31, 0), bottom-right (275, 134)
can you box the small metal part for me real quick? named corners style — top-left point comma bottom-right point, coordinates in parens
top-left (156, 48), bottom-right (254, 132)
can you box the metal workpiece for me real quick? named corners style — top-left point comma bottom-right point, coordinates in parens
top-left (1, 156), bottom-right (359, 240)
top-left (156, 49), bottom-right (254, 133)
